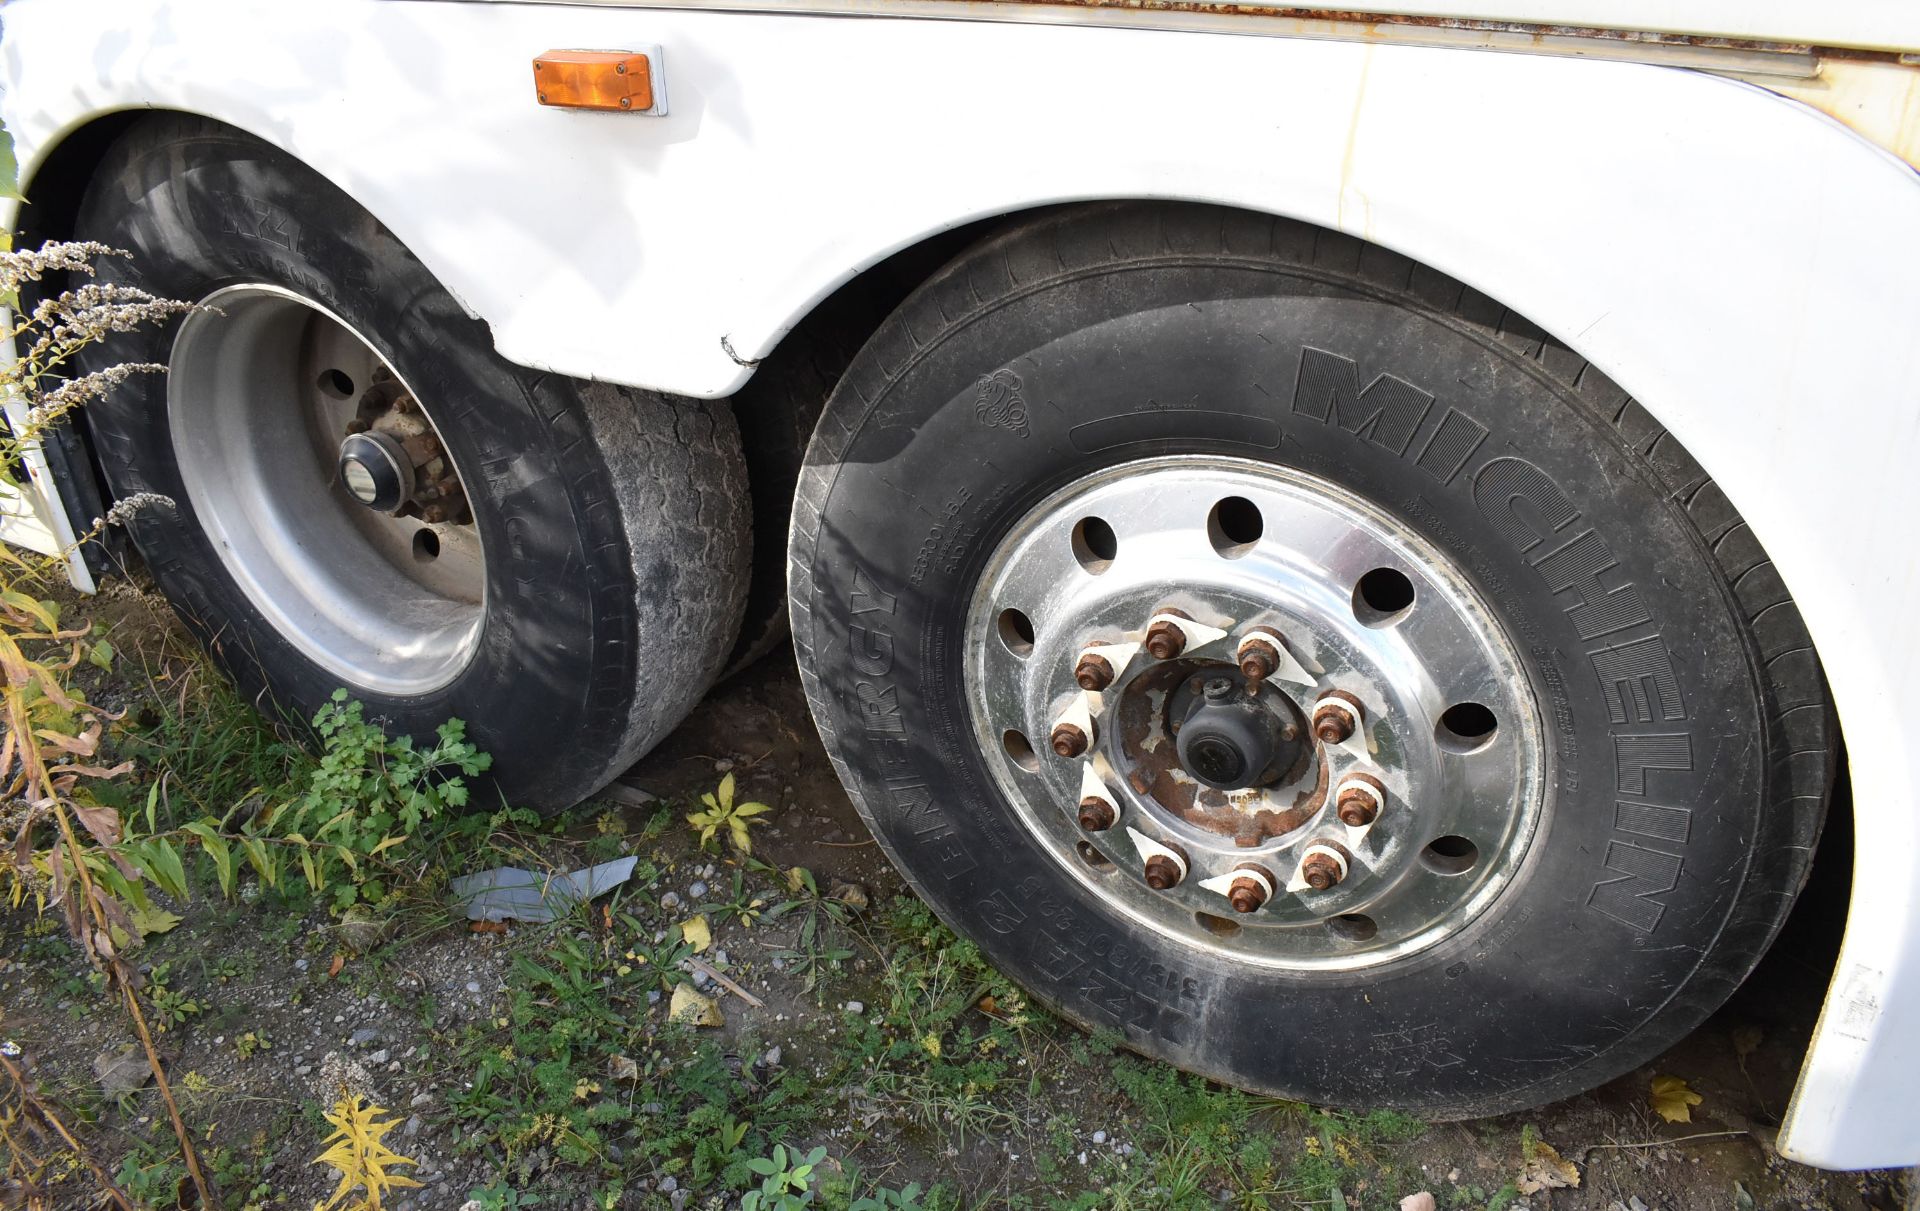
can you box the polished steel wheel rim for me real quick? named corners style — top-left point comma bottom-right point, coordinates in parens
top-left (169, 284), bottom-right (484, 695)
top-left (965, 456), bottom-right (1545, 970)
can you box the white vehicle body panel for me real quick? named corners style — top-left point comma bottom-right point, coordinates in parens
top-left (4, 0), bottom-right (1918, 1168)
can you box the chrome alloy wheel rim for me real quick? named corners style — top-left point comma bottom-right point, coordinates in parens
top-left (965, 456), bottom-right (1545, 970)
top-left (169, 284), bottom-right (484, 695)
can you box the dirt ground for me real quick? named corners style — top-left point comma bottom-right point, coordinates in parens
top-left (0, 584), bottom-right (1912, 1210)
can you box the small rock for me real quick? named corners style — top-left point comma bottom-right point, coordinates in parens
top-left (367, 1049), bottom-right (390, 1065)
top-left (659, 1176), bottom-right (679, 1194)
top-left (647, 989), bottom-right (661, 1005)
top-left (1629, 1199), bottom-right (1649, 1211)
top-left (689, 881), bottom-right (708, 899)
top-left (92, 1045), bottom-right (150, 1098)
top-left (642, 1102), bottom-right (665, 1114)
top-left (337, 905), bottom-right (394, 955)
top-left (294, 958), bottom-right (310, 972)
top-left (762, 1046), bottom-right (783, 1068)
top-left (659, 891), bottom-right (682, 911)
top-left (465, 981), bottom-right (481, 995)
top-left (827, 881), bottom-right (869, 912)
top-left (295, 1065), bottom-right (314, 1077)
top-left (404, 1115), bottom-right (422, 1138)
top-left (411, 1092), bottom-right (433, 1108)
top-left (1400, 1194), bottom-right (1437, 1211)
top-left (714, 949), bottom-right (729, 966)
top-left (1091, 1130), bottom-right (1107, 1145)
top-left (1077, 1152), bottom-right (1088, 1166)
top-left (1446, 1169), bottom-right (1461, 1183)
top-left (714, 759), bottom-right (733, 773)
top-left (844, 1001), bottom-right (865, 1014)
top-left (349, 1028), bottom-right (381, 1048)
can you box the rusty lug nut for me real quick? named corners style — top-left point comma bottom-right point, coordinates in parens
top-left (1227, 867), bottom-right (1273, 914)
top-left (1050, 721), bottom-right (1092, 759)
top-left (1237, 639), bottom-right (1278, 682)
top-left (1301, 850), bottom-right (1345, 891)
top-left (422, 504), bottom-right (449, 524)
top-left (1074, 653), bottom-right (1115, 691)
top-left (344, 418), bottom-right (370, 435)
top-left (1337, 790), bottom-right (1378, 828)
top-left (393, 394), bottom-right (416, 414)
top-left (1077, 797), bottom-right (1116, 832)
top-left (1145, 619), bottom-right (1187, 661)
top-left (1144, 854), bottom-right (1185, 891)
top-left (1312, 695), bottom-right (1362, 745)
top-left (1336, 776), bottom-right (1386, 827)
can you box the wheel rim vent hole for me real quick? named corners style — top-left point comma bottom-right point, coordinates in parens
top-left (997, 608), bottom-right (1035, 658)
top-left (1327, 913), bottom-right (1377, 942)
top-left (412, 529), bottom-right (441, 563)
top-left (1421, 835), bottom-right (1479, 876)
top-left (317, 368), bottom-right (356, 400)
top-left (1076, 841), bottom-right (1116, 874)
top-left (1353, 566), bottom-right (1416, 627)
top-left (1072, 517), bottom-right (1117, 574)
top-left (1002, 729), bottom-right (1041, 773)
top-left (1207, 496), bottom-right (1263, 558)
top-left (1436, 702), bottom-right (1498, 753)
top-left (1194, 911), bottom-right (1241, 939)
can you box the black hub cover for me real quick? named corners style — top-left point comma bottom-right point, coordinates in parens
top-left (1176, 675), bottom-right (1301, 790)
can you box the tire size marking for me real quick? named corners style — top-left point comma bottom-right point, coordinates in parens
top-left (214, 191), bottom-right (298, 251)
top-left (1289, 348), bottom-right (1699, 935)
top-left (846, 566), bottom-right (982, 885)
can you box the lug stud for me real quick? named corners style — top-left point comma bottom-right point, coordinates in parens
top-left (1077, 796), bottom-right (1116, 831)
top-left (1237, 635), bottom-right (1279, 682)
top-left (1144, 854), bottom-right (1185, 890)
top-left (1051, 721), bottom-right (1091, 758)
top-left (1312, 692), bottom-right (1364, 745)
top-left (1144, 608), bottom-right (1192, 661)
top-left (1301, 851), bottom-right (1344, 890)
top-left (1075, 652), bottom-right (1115, 691)
top-left (1335, 773), bottom-right (1386, 827)
top-left (1227, 865), bottom-right (1274, 913)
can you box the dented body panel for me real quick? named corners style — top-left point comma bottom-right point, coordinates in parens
top-left (3, 0), bottom-right (1919, 1168)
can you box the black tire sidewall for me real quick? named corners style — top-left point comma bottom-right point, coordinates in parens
top-left (79, 121), bottom-right (636, 807)
top-left (799, 241), bottom-right (1772, 1114)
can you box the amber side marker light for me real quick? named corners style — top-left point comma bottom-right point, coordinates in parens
top-left (533, 49), bottom-right (656, 112)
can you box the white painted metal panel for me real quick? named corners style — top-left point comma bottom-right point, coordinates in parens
top-left (2, 0), bottom-right (1916, 1166)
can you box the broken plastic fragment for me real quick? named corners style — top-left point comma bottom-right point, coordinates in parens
top-left (450, 857), bottom-right (638, 923)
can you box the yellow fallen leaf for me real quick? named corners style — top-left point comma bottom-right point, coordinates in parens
top-left (1650, 1074), bottom-right (1704, 1123)
top-left (668, 983), bottom-right (724, 1028)
top-left (129, 905), bottom-right (181, 938)
top-left (679, 915), bottom-right (711, 953)
top-left (1515, 1140), bottom-right (1579, 1194)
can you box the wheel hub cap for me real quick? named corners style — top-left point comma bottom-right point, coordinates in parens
top-left (965, 456), bottom-right (1546, 970)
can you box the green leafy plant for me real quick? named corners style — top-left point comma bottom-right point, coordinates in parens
top-left (741, 1143), bottom-right (827, 1210)
top-left (850, 1181), bottom-right (928, 1210)
top-left (143, 961), bottom-right (203, 1031)
top-left (464, 1182), bottom-right (542, 1211)
top-left (686, 772), bottom-right (771, 853)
